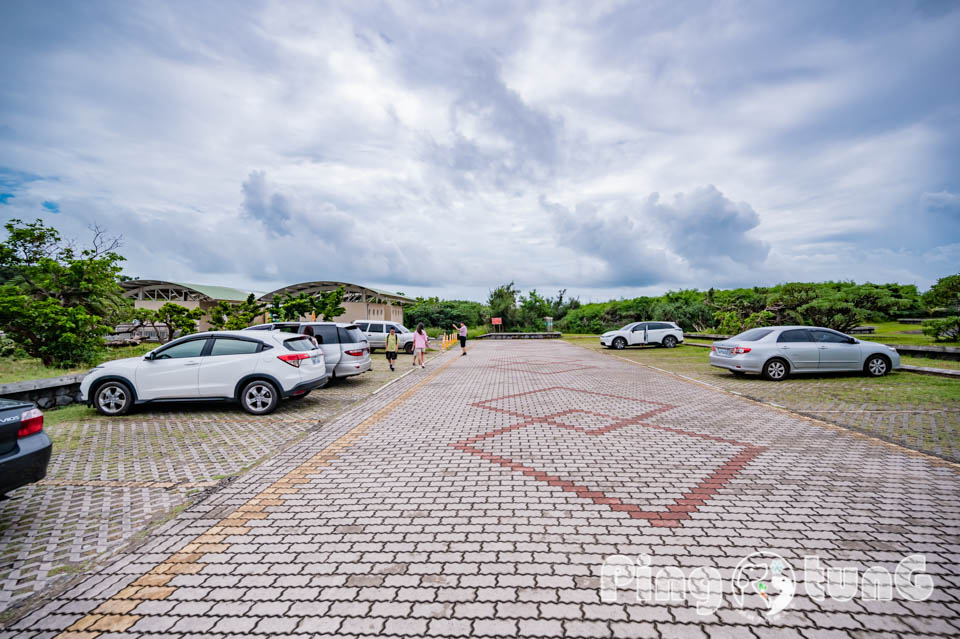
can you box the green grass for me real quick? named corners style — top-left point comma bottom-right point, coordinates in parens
top-left (42, 404), bottom-right (98, 427)
top-left (901, 355), bottom-right (960, 371)
top-left (564, 335), bottom-right (960, 406)
top-left (0, 344), bottom-right (154, 384)
top-left (863, 321), bottom-right (960, 347)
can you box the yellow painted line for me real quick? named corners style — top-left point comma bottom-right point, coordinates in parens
top-left (55, 354), bottom-right (457, 639)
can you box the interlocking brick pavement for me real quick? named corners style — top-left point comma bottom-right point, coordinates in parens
top-left (0, 357), bottom-right (422, 610)
top-left (4, 341), bottom-right (960, 637)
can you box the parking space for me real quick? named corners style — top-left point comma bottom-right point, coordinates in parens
top-left (4, 340), bottom-right (959, 638)
top-left (566, 337), bottom-right (960, 463)
top-left (0, 351), bottom-right (432, 613)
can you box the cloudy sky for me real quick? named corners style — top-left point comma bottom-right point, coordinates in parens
top-left (1, 0), bottom-right (958, 302)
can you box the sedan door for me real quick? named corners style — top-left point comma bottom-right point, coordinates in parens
top-left (136, 338), bottom-right (207, 399)
top-left (811, 330), bottom-right (861, 370)
top-left (775, 329), bottom-right (819, 371)
top-left (198, 337), bottom-right (262, 397)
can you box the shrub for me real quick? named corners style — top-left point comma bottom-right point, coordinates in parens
top-left (921, 317), bottom-right (960, 342)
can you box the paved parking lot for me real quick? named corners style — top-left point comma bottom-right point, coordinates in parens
top-left (4, 340), bottom-right (960, 638)
top-left (0, 353), bottom-right (429, 612)
top-left (567, 337), bottom-right (960, 463)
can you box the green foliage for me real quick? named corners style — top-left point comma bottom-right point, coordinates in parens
top-left (406, 297), bottom-right (489, 330)
top-left (923, 274), bottom-right (960, 311)
top-left (133, 303), bottom-right (204, 343)
top-left (268, 286), bottom-right (347, 323)
top-left (557, 280), bottom-right (926, 334)
top-left (713, 310), bottom-right (776, 335)
top-left (922, 316), bottom-right (960, 342)
top-left (316, 286), bottom-right (346, 321)
top-left (0, 218), bottom-right (129, 367)
top-left (0, 335), bottom-right (26, 358)
top-left (487, 282), bottom-right (519, 330)
top-left (209, 294), bottom-right (266, 330)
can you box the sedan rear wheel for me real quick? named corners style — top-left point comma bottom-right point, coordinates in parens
top-left (612, 337), bottom-right (626, 350)
top-left (762, 358), bottom-right (789, 381)
top-left (94, 381), bottom-right (133, 416)
top-left (864, 355), bottom-right (890, 377)
top-left (240, 380), bottom-right (279, 415)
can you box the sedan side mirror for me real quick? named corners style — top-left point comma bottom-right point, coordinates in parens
top-left (144, 353), bottom-right (154, 361)
top-left (848, 337), bottom-right (858, 344)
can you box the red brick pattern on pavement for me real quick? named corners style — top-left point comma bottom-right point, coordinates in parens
top-left (5, 340), bottom-right (960, 638)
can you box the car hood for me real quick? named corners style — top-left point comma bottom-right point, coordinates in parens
top-left (90, 356), bottom-right (143, 374)
top-left (856, 338), bottom-right (898, 352)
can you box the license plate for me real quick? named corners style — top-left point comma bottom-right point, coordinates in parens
top-left (716, 348), bottom-right (731, 356)
top-left (311, 355), bottom-right (322, 365)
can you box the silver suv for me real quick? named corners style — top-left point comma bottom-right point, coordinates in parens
top-left (245, 322), bottom-right (372, 380)
top-left (353, 320), bottom-right (415, 353)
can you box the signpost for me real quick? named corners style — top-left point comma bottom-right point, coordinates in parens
top-left (492, 317), bottom-right (502, 333)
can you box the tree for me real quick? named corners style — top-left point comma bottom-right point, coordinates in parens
top-left (0, 218), bottom-right (129, 366)
top-left (316, 286), bottom-right (346, 321)
top-left (271, 292), bottom-right (315, 322)
top-left (923, 274), bottom-right (960, 311)
top-left (487, 282), bottom-right (519, 330)
top-left (921, 317), bottom-right (960, 342)
top-left (209, 294), bottom-right (266, 330)
top-left (135, 303), bottom-right (204, 343)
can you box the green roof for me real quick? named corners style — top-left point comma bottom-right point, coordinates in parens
top-left (173, 282), bottom-right (257, 302)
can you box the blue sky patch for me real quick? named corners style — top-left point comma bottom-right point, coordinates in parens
top-left (0, 193), bottom-right (13, 204)
top-left (41, 200), bottom-right (60, 213)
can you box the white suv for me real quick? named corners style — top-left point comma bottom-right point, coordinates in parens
top-left (80, 330), bottom-right (327, 416)
top-left (600, 321), bottom-right (684, 349)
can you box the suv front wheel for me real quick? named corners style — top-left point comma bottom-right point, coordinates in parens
top-left (94, 381), bottom-right (133, 416)
top-left (240, 380), bottom-right (279, 415)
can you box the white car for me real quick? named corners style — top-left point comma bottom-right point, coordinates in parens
top-left (352, 320), bottom-right (415, 353)
top-left (600, 321), bottom-right (684, 349)
top-left (80, 330), bottom-right (327, 416)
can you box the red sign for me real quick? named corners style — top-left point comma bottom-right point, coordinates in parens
top-left (491, 317), bottom-right (502, 325)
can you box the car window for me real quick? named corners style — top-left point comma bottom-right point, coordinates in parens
top-left (339, 326), bottom-right (365, 344)
top-left (284, 336), bottom-right (317, 352)
top-left (732, 328), bottom-right (774, 341)
top-left (275, 324), bottom-right (300, 333)
top-left (354, 322), bottom-right (368, 331)
top-left (632, 323), bottom-right (647, 332)
top-left (210, 338), bottom-right (260, 356)
top-left (309, 325), bottom-right (339, 345)
top-left (811, 330), bottom-right (851, 344)
top-left (245, 325), bottom-right (272, 331)
top-left (778, 329), bottom-right (814, 343)
top-left (155, 339), bottom-right (206, 359)
top-left (650, 322), bottom-right (673, 330)
top-left (368, 323), bottom-right (384, 333)
top-left (396, 325), bottom-right (409, 333)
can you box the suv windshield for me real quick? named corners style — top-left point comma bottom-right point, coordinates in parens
top-left (731, 328), bottom-right (774, 341)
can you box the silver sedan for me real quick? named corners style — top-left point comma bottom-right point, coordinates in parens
top-left (709, 326), bottom-right (900, 381)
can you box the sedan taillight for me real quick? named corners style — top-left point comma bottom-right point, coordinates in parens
top-left (732, 346), bottom-right (751, 354)
top-left (18, 408), bottom-right (43, 438)
top-left (278, 353), bottom-right (310, 367)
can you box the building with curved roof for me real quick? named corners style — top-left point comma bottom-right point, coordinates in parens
top-left (258, 281), bottom-right (410, 324)
top-left (120, 279), bottom-right (411, 333)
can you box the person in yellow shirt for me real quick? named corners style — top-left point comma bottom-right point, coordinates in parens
top-left (385, 326), bottom-right (399, 371)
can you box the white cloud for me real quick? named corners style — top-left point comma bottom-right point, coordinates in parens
top-left (1, 0), bottom-right (958, 301)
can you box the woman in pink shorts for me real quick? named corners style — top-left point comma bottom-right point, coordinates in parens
top-left (413, 323), bottom-right (430, 368)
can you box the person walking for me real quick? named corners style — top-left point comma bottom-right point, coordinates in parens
top-left (385, 326), bottom-right (399, 371)
top-left (452, 321), bottom-right (468, 356)
top-left (413, 323), bottom-right (430, 368)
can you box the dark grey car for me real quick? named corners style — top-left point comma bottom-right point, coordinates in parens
top-left (246, 322), bottom-right (372, 380)
top-left (0, 399), bottom-right (51, 496)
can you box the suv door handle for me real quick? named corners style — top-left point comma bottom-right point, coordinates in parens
top-left (183, 362), bottom-right (199, 366)
top-left (818, 346), bottom-right (829, 349)
top-left (779, 346), bottom-right (790, 349)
